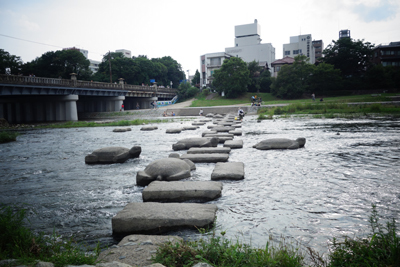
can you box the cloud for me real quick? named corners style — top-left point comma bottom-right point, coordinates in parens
top-left (0, 10), bottom-right (40, 32)
top-left (353, 0), bottom-right (398, 22)
top-left (17, 14), bottom-right (40, 31)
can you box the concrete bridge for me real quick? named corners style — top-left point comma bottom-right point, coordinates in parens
top-left (0, 74), bottom-right (177, 123)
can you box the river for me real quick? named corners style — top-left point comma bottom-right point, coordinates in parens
top-left (0, 115), bottom-right (399, 255)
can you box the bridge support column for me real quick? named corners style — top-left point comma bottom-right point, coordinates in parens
top-left (65, 95), bottom-right (78, 121)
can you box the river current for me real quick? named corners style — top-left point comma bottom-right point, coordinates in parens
top-left (0, 115), bottom-right (399, 254)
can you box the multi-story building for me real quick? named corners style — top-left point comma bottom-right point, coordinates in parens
top-left (89, 59), bottom-right (101, 73)
top-left (116, 49), bottom-right (132, 58)
top-left (200, 20), bottom-right (275, 87)
top-left (372, 42), bottom-right (400, 67)
top-left (339, 29), bottom-right (351, 39)
top-left (312, 40), bottom-right (324, 61)
top-left (283, 34), bottom-right (316, 64)
top-left (200, 52), bottom-right (232, 86)
top-left (271, 56), bottom-right (295, 77)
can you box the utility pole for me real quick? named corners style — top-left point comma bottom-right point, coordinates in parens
top-left (108, 51), bottom-right (112, 83)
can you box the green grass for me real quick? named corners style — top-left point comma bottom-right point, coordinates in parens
top-left (36, 119), bottom-right (167, 129)
top-left (152, 230), bottom-right (304, 267)
top-left (257, 102), bottom-right (400, 119)
top-left (0, 131), bottom-right (19, 143)
top-left (0, 205), bottom-right (100, 267)
top-left (190, 92), bottom-right (399, 108)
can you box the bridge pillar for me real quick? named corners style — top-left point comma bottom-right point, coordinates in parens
top-left (65, 95), bottom-right (78, 121)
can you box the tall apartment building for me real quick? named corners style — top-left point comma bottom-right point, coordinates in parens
top-left (283, 34), bottom-right (316, 64)
top-left (200, 20), bottom-right (275, 87)
top-left (312, 40), bottom-right (324, 60)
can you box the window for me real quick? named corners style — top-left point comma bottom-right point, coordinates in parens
top-left (293, 50), bottom-right (299, 55)
top-left (202, 60), bottom-right (205, 64)
top-left (285, 51), bottom-right (290, 55)
top-left (276, 66), bottom-right (281, 72)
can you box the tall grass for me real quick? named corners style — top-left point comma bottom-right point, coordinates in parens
top-left (152, 230), bottom-right (305, 267)
top-left (0, 205), bottom-right (100, 266)
top-left (0, 131), bottom-right (19, 143)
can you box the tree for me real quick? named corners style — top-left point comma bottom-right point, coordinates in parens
top-left (0, 49), bottom-right (22, 74)
top-left (308, 63), bottom-right (342, 95)
top-left (191, 70), bottom-right (200, 87)
top-left (321, 38), bottom-right (374, 78)
top-left (247, 60), bottom-right (263, 93)
top-left (152, 56), bottom-right (185, 88)
top-left (271, 55), bottom-right (313, 99)
top-left (21, 50), bottom-right (91, 79)
top-left (212, 57), bottom-right (250, 98)
top-left (258, 69), bottom-right (272, 93)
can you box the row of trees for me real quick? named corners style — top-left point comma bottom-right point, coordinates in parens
top-left (212, 37), bottom-right (400, 99)
top-left (0, 49), bottom-right (185, 89)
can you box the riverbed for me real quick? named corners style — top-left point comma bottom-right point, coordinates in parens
top-left (0, 115), bottom-right (399, 254)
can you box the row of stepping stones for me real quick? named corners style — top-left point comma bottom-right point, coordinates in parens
top-left (112, 114), bottom-right (246, 237)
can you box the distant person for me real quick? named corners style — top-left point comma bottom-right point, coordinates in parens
top-left (136, 103), bottom-right (140, 109)
top-left (199, 109), bottom-right (203, 116)
top-left (312, 93), bottom-right (315, 101)
top-left (172, 111), bottom-right (175, 116)
top-left (163, 111), bottom-right (167, 117)
top-left (320, 98), bottom-right (324, 102)
top-left (121, 104), bottom-right (124, 111)
top-left (238, 107), bottom-right (245, 121)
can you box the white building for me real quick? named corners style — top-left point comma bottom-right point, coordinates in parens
top-left (116, 49), bottom-right (132, 58)
top-left (200, 20), bottom-right (275, 87)
top-left (283, 34), bottom-right (315, 64)
top-left (225, 19), bottom-right (275, 69)
top-left (89, 59), bottom-right (101, 73)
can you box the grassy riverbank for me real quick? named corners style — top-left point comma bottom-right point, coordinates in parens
top-left (35, 119), bottom-right (167, 129)
top-left (190, 92), bottom-right (398, 107)
top-left (0, 131), bottom-right (19, 143)
top-left (0, 205), bottom-right (100, 267)
top-left (257, 102), bottom-right (400, 120)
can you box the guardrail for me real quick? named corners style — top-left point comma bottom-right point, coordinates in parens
top-left (0, 74), bottom-right (177, 94)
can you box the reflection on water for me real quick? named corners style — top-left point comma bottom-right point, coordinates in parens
top-left (0, 117), bottom-right (399, 253)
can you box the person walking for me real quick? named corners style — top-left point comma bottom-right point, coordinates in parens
top-left (312, 93), bottom-right (315, 101)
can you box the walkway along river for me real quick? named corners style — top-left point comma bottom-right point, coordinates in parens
top-left (0, 115), bottom-right (399, 255)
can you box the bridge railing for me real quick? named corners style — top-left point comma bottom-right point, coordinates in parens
top-left (0, 74), bottom-right (177, 94)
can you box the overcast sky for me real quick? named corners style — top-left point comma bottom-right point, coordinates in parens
top-left (1, 0), bottom-right (399, 78)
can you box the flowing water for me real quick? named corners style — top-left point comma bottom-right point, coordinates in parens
top-left (1, 116), bottom-right (399, 254)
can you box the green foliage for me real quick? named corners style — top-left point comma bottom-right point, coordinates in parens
top-left (0, 49), bottom-right (22, 74)
top-left (152, 230), bottom-right (305, 267)
top-left (21, 50), bottom-right (92, 80)
top-left (191, 69), bottom-right (201, 87)
top-left (0, 205), bottom-right (100, 266)
top-left (271, 55), bottom-right (313, 99)
top-left (0, 131), bottom-right (19, 143)
top-left (321, 38), bottom-right (374, 78)
top-left (308, 63), bottom-right (342, 95)
top-left (177, 82), bottom-right (199, 101)
top-left (212, 57), bottom-right (250, 98)
top-left (326, 205), bottom-right (400, 267)
top-left (93, 54), bottom-right (184, 87)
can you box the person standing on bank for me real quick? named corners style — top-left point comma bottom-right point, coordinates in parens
top-left (121, 103), bottom-right (124, 111)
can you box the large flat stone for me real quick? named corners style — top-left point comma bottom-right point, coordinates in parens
top-left (229, 130), bottom-right (242, 136)
top-left (112, 202), bottom-right (217, 235)
top-left (98, 234), bottom-right (183, 267)
top-left (187, 147), bottom-right (231, 154)
top-left (209, 126), bottom-right (235, 132)
top-left (224, 139), bottom-right (243, 149)
top-left (142, 181), bottom-right (223, 202)
top-left (211, 162), bottom-right (245, 180)
top-left (180, 153), bottom-right (229, 163)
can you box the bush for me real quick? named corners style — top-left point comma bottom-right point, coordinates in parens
top-left (0, 205), bottom-right (100, 266)
top-left (0, 131), bottom-right (19, 143)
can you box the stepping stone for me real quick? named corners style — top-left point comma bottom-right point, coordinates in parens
top-left (113, 128), bottom-right (131, 132)
top-left (201, 130), bottom-right (217, 137)
top-left (199, 119), bottom-right (212, 122)
top-left (216, 137), bottom-right (233, 143)
top-left (182, 126), bottom-right (198, 130)
top-left (180, 153), bottom-right (229, 163)
top-left (229, 130), bottom-right (242, 136)
top-left (204, 133), bottom-right (234, 138)
top-left (187, 147), bottom-right (231, 154)
top-left (218, 122), bottom-right (234, 126)
top-left (209, 126), bottom-right (235, 132)
top-left (172, 137), bottom-right (218, 151)
top-left (233, 124), bottom-right (242, 128)
top-left (140, 126), bottom-right (158, 131)
top-left (224, 139), bottom-right (243, 149)
top-left (142, 181), bottom-right (223, 202)
top-left (166, 128), bottom-right (182, 134)
top-left (211, 162), bottom-right (245, 181)
top-left (192, 122), bottom-right (206, 126)
top-left (112, 202), bottom-right (217, 235)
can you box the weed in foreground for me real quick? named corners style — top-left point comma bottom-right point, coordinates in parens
top-left (152, 230), bottom-right (304, 267)
top-left (0, 205), bottom-right (100, 266)
top-left (0, 131), bottom-right (19, 143)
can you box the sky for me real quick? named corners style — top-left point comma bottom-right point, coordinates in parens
top-left (1, 0), bottom-right (399, 78)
